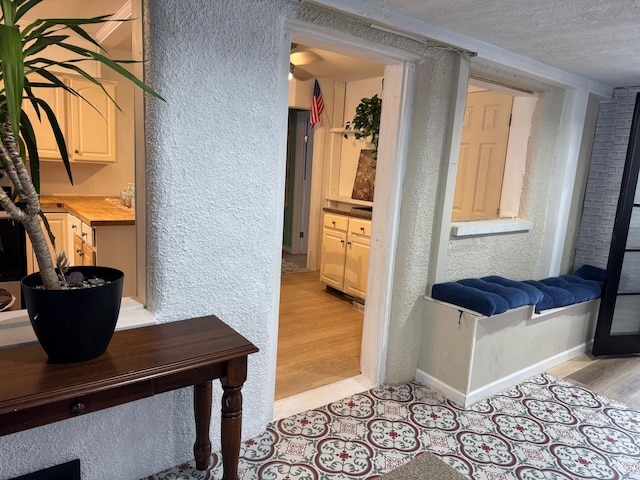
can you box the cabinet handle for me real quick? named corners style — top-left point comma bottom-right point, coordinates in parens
top-left (71, 225), bottom-right (77, 230)
top-left (332, 221), bottom-right (336, 226)
top-left (340, 239), bottom-right (344, 244)
top-left (74, 149), bottom-right (80, 154)
top-left (360, 227), bottom-right (365, 232)
top-left (347, 241), bottom-right (352, 246)
top-left (71, 402), bottom-right (85, 415)
top-left (81, 232), bottom-right (87, 237)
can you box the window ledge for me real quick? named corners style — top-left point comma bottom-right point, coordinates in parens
top-left (0, 297), bottom-right (156, 350)
top-left (451, 218), bottom-right (533, 237)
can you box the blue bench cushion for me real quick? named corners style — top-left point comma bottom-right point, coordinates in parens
top-left (431, 282), bottom-right (509, 317)
top-left (481, 275), bottom-right (545, 306)
top-left (573, 264), bottom-right (606, 284)
top-left (430, 265), bottom-right (605, 316)
top-left (559, 274), bottom-right (602, 297)
top-left (458, 278), bottom-right (531, 309)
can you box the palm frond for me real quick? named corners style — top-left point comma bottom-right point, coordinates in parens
top-left (0, 23), bottom-right (23, 130)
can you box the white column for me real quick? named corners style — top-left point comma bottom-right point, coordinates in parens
top-left (538, 87), bottom-right (590, 277)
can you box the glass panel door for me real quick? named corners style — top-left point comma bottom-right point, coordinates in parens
top-left (593, 93), bottom-right (640, 355)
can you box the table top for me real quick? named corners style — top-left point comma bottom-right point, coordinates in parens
top-left (0, 316), bottom-right (258, 416)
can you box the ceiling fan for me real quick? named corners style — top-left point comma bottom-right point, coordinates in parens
top-left (289, 43), bottom-right (322, 81)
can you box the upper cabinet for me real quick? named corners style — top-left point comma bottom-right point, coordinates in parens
top-left (23, 86), bottom-right (66, 159)
top-left (68, 77), bottom-right (117, 163)
top-left (23, 76), bottom-right (117, 164)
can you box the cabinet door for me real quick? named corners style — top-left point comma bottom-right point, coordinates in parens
top-left (22, 86), bottom-right (67, 160)
top-left (82, 242), bottom-right (97, 266)
top-left (68, 78), bottom-right (117, 163)
top-left (320, 228), bottom-right (347, 290)
top-left (344, 233), bottom-right (370, 300)
top-left (73, 234), bottom-right (84, 266)
top-left (67, 214), bottom-right (81, 265)
top-left (25, 213), bottom-right (68, 274)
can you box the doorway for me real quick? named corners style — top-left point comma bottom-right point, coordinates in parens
top-left (275, 26), bottom-right (418, 407)
top-left (278, 45), bottom-right (384, 400)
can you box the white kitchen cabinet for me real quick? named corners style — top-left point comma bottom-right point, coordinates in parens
top-left (68, 77), bottom-right (117, 163)
top-left (70, 214), bottom-right (137, 297)
top-left (21, 76), bottom-right (117, 164)
top-left (21, 86), bottom-right (66, 159)
top-left (69, 215), bottom-right (96, 267)
top-left (343, 218), bottom-right (371, 299)
top-left (25, 213), bottom-right (71, 275)
top-left (320, 212), bottom-right (371, 300)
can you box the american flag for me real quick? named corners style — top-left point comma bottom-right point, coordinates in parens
top-left (310, 79), bottom-right (324, 128)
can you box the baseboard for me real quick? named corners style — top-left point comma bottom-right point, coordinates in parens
top-left (416, 340), bottom-right (593, 408)
top-left (415, 370), bottom-right (467, 406)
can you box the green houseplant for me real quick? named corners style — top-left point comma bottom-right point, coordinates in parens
top-left (343, 93), bottom-right (382, 154)
top-left (0, 0), bottom-right (162, 362)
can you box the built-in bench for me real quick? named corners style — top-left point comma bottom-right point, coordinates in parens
top-left (417, 265), bottom-right (605, 407)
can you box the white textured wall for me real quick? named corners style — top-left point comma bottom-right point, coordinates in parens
top-left (384, 50), bottom-right (461, 382)
top-left (143, 0), bottom-right (289, 472)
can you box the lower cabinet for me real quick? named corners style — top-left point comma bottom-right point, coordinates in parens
top-left (27, 213), bottom-right (136, 297)
top-left (320, 212), bottom-right (371, 300)
top-left (68, 214), bottom-right (136, 297)
top-left (26, 213), bottom-right (71, 275)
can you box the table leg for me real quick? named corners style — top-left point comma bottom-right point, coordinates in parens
top-left (193, 381), bottom-right (212, 470)
top-left (220, 357), bottom-right (248, 480)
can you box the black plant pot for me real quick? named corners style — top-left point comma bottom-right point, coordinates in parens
top-left (21, 266), bottom-right (124, 363)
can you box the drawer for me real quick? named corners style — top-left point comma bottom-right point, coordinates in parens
top-left (324, 213), bottom-right (349, 231)
top-left (68, 214), bottom-right (81, 236)
top-left (81, 222), bottom-right (96, 248)
top-left (349, 218), bottom-right (371, 237)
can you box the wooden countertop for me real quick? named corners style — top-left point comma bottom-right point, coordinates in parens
top-left (39, 196), bottom-right (135, 227)
top-left (323, 206), bottom-right (373, 220)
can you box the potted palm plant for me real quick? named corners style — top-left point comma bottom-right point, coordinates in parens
top-left (0, 0), bottom-right (162, 362)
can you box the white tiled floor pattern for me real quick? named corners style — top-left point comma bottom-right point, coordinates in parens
top-left (147, 373), bottom-right (640, 479)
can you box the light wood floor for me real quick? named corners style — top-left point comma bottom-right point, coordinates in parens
top-left (549, 353), bottom-right (640, 409)
top-left (276, 270), bottom-right (364, 399)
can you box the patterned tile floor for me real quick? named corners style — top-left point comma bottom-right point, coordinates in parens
top-left (147, 373), bottom-right (640, 479)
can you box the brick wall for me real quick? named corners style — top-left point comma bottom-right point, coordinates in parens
top-left (573, 87), bottom-right (640, 269)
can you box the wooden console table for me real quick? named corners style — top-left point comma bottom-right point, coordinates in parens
top-left (0, 315), bottom-right (259, 479)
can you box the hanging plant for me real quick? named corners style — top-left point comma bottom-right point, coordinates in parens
top-left (344, 94), bottom-right (382, 152)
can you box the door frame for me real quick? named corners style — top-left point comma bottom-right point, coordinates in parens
top-left (284, 19), bottom-right (419, 384)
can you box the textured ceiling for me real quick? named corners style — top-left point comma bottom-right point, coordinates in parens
top-left (27, 1), bottom-right (640, 88)
top-left (360, 0), bottom-right (640, 88)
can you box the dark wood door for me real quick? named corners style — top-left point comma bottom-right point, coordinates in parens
top-left (593, 93), bottom-right (640, 355)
